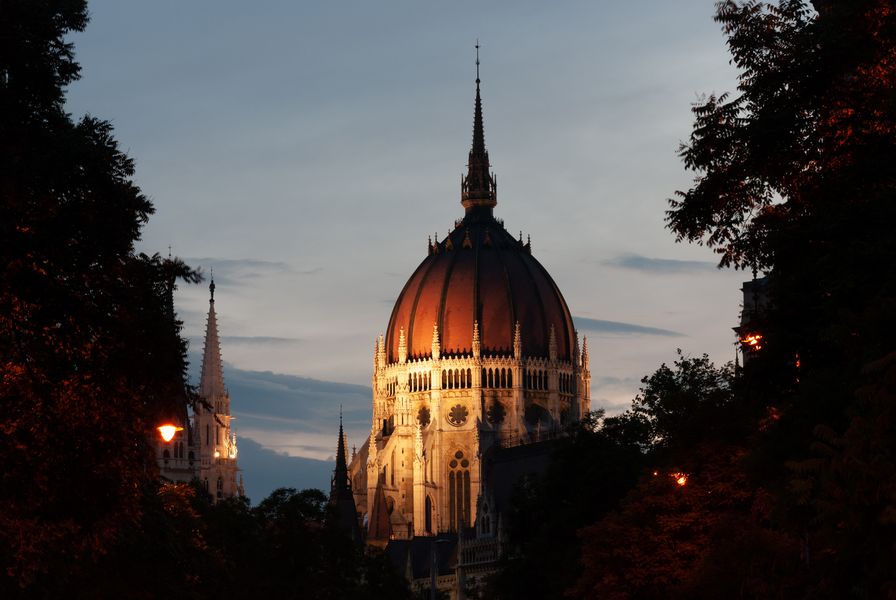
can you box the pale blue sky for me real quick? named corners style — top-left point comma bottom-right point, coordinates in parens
top-left (65, 2), bottom-right (747, 491)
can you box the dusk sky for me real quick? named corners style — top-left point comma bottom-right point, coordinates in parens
top-left (65, 1), bottom-right (749, 499)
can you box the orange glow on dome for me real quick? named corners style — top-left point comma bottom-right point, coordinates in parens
top-left (157, 424), bottom-right (183, 442)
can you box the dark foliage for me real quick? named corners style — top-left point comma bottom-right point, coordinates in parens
top-left (567, 1), bottom-right (896, 598)
top-left (0, 0), bottom-right (199, 593)
top-left (75, 484), bottom-right (412, 600)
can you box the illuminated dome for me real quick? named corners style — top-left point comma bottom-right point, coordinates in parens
top-left (385, 220), bottom-right (576, 362)
top-left (351, 62), bottom-right (591, 542)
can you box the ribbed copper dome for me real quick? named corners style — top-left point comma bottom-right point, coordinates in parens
top-left (385, 216), bottom-right (575, 363)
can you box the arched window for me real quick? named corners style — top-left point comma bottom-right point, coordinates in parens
top-left (507, 370), bottom-right (512, 388)
top-left (442, 371), bottom-right (447, 389)
top-left (454, 369), bottom-right (459, 389)
top-left (425, 495), bottom-right (433, 533)
top-left (448, 450), bottom-right (471, 531)
top-left (466, 369), bottom-right (472, 388)
top-left (216, 476), bottom-right (224, 499)
top-left (488, 369), bottom-right (494, 388)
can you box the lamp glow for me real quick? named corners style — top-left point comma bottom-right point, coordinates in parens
top-left (157, 424), bottom-right (183, 442)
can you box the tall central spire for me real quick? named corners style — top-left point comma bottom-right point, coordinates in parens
top-left (199, 275), bottom-right (226, 402)
top-left (461, 41), bottom-right (497, 215)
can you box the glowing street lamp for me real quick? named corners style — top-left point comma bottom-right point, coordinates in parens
top-left (739, 333), bottom-right (763, 351)
top-left (672, 472), bottom-right (687, 486)
top-left (157, 423), bottom-right (184, 443)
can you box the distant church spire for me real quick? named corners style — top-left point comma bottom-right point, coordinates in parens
top-left (199, 274), bottom-right (226, 401)
top-left (461, 41), bottom-right (497, 214)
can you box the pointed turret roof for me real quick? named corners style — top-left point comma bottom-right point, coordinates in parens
top-left (329, 410), bottom-right (362, 546)
top-left (461, 42), bottom-right (497, 214)
top-left (199, 276), bottom-right (226, 401)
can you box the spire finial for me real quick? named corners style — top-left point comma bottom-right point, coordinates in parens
top-left (461, 42), bottom-right (497, 214)
top-left (475, 39), bottom-right (480, 84)
top-left (209, 267), bottom-right (215, 303)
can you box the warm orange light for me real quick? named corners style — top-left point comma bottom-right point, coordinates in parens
top-left (672, 472), bottom-right (687, 486)
top-left (157, 424), bottom-right (183, 442)
top-left (740, 333), bottom-right (763, 351)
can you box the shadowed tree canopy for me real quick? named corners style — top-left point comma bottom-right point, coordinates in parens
top-left (0, 0), bottom-right (198, 592)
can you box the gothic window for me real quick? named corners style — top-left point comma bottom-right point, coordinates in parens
top-left (448, 451), bottom-right (471, 531)
top-left (447, 404), bottom-right (468, 427)
top-left (486, 401), bottom-right (505, 424)
top-left (216, 476), bottom-right (224, 499)
top-left (391, 450), bottom-right (396, 486)
top-left (487, 369), bottom-right (494, 388)
top-left (417, 406), bottom-right (431, 427)
top-left (162, 449), bottom-right (170, 463)
top-left (454, 369), bottom-right (459, 389)
top-left (425, 495), bottom-right (433, 533)
top-left (206, 424), bottom-right (210, 446)
top-left (507, 369), bottom-right (512, 387)
top-left (467, 368), bottom-right (472, 388)
top-left (442, 371), bottom-right (447, 389)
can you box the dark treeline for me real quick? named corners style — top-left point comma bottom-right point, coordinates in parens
top-left (492, 1), bottom-right (896, 598)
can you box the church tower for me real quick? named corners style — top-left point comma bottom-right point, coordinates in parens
top-left (350, 56), bottom-right (590, 539)
top-left (194, 277), bottom-right (244, 501)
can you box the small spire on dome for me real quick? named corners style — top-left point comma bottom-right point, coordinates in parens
top-left (431, 323), bottom-right (441, 360)
top-left (513, 321), bottom-right (522, 359)
top-left (472, 320), bottom-right (481, 358)
top-left (398, 327), bottom-right (407, 363)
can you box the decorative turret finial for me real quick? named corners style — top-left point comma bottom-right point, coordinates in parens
top-left (209, 268), bottom-right (216, 303)
top-left (431, 323), bottom-right (441, 360)
top-left (582, 335), bottom-right (589, 370)
top-left (414, 423), bottom-right (424, 461)
top-left (461, 41), bottom-right (497, 214)
top-left (513, 321), bottom-right (522, 359)
top-left (398, 327), bottom-right (407, 363)
top-left (472, 320), bottom-right (481, 359)
top-left (376, 334), bottom-right (386, 370)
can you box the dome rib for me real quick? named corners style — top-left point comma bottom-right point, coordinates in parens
top-left (514, 248), bottom-right (550, 358)
top-left (492, 240), bottom-right (517, 355)
top-left (435, 238), bottom-right (462, 356)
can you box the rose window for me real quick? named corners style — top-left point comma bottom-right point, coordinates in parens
top-left (447, 404), bottom-right (468, 426)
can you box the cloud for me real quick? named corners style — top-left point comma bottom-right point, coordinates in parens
top-left (221, 336), bottom-right (300, 345)
top-left (236, 436), bottom-right (333, 505)
top-left (181, 257), bottom-right (320, 286)
top-left (573, 316), bottom-right (683, 337)
top-left (604, 253), bottom-right (717, 274)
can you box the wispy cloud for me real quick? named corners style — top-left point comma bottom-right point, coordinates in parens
top-left (574, 316), bottom-right (683, 337)
top-left (182, 257), bottom-right (320, 286)
top-left (604, 253), bottom-right (717, 274)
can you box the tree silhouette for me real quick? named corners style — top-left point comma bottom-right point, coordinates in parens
top-left (1, 1), bottom-right (197, 592)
